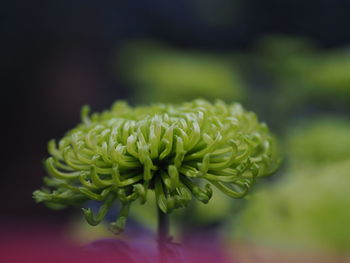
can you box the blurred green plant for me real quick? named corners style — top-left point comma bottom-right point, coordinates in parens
top-left (118, 41), bottom-right (246, 104)
top-left (254, 36), bottom-right (350, 127)
top-left (286, 117), bottom-right (350, 169)
top-left (306, 51), bottom-right (350, 105)
top-left (33, 99), bottom-right (280, 233)
top-left (232, 160), bottom-right (350, 254)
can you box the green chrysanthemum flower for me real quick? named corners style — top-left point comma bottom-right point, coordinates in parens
top-left (33, 99), bottom-right (280, 233)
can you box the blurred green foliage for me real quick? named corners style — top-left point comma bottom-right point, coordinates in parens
top-left (256, 36), bottom-right (350, 116)
top-left (287, 117), bottom-right (350, 169)
top-left (307, 51), bottom-right (350, 104)
top-left (118, 41), bottom-right (246, 104)
top-left (232, 160), bottom-right (350, 254)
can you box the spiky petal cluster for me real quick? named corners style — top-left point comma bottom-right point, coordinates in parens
top-left (33, 100), bottom-right (280, 232)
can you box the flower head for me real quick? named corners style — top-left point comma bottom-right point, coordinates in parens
top-left (33, 99), bottom-right (280, 232)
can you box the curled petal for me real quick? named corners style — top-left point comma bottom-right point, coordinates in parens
top-left (209, 181), bottom-right (248, 198)
top-left (82, 193), bottom-right (116, 225)
top-left (109, 202), bottom-right (131, 234)
top-left (181, 177), bottom-right (212, 204)
top-left (45, 157), bottom-right (80, 180)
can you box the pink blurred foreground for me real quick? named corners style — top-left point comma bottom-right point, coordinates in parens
top-left (0, 225), bottom-right (233, 263)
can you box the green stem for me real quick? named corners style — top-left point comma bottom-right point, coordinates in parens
top-left (157, 207), bottom-right (169, 263)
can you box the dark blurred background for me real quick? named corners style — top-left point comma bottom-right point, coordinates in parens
top-left (2, 0), bottom-right (350, 225)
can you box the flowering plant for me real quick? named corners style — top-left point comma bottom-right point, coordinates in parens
top-left (33, 99), bottom-right (280, 233)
